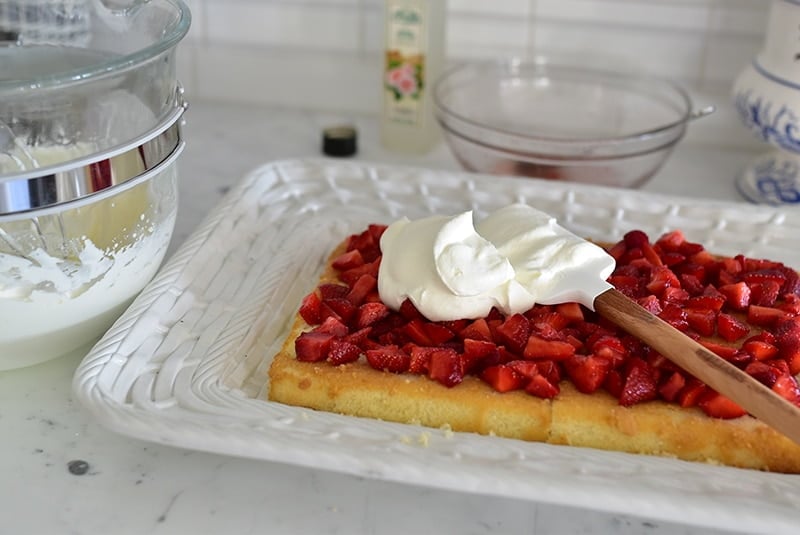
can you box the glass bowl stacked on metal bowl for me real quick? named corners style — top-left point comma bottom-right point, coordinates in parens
top-left (432, 58), bottom-right (710, 188)
top-left (0, 0), bottom-right (191, 370)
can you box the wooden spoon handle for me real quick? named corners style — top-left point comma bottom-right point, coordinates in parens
top-left (594, 288), bottom-right (800, 446)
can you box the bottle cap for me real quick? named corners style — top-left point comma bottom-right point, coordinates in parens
top-left (322, 125), bottom-right (358, 157)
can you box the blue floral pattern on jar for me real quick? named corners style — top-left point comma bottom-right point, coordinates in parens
top-left (734, 89), bottom-right (800, 154)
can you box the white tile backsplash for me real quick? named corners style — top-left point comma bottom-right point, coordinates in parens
top-left (177, 0), bottom-right (771, 149)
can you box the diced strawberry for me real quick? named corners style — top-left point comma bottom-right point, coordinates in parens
top-left (747, 304), bottom-right (787, 327)
top-left (698, 391), bottom-right (747, 419)
top-left (679, 241), bottom-right (705, 257)
top-left (619, 358), bottom-right (658, 406)
top-left (327, 339), bottom-right (362, 365)
top-left (314, 315), bottom-right (349, 337)
top-left (407, 344), bottom-right (435, 374)
top-left (604, 369), bottom-right (624, 398)
top-left (506, 359), bottom-right (540, 379)
top-left (428, 348), bottom-right (464, 387)
top-left (403, 318), bottom-right (433, 345)
top-left (677, 378), bottom-right (706, 408)
top-left (745, 360), bottom-right (782, 387)
top-left (298, 292), bottom-right (323, 325)
top-left (295, 331), bottom-right (336, 362)
top-left (590, 334), bottom-right (627, 368)
top-left (344, 326), bottom-right (371, 347)
top-left (624, 229), bottom-right (650, 248)
top-left (749, 281), bottom-right (781, 307)
top-left (555, 302), bottom-right (585, 324)
top-left (424, 322), bottom-right (456, 345)
top-left (462, 338), bottom-right (500, 373)
top-left (346, 274), bottom-right (377, 305)
top-left (658, 371), bottom-right (686, 402)
top-left (743, 269), bottom-right (787, 288)
top-left (346, 228), bottom-right (379, 260)
top-left (779, 294), bottom-right (800, 315)
top-left (646, 266), bottom-right (680, 296)
top-left (608, 274), bottom-right (643, 298)
top-left (523, 335), bottom-right (576, 361)
top-left (495, 313), bottom-right (531, 355)
top-left (365, 345), bottom-right (410, 373)
top-left (677, 263), bottom-right (708, 285)
top-left (698, 340), bottom-right (738, 360)
top-left (525, 374), bottom-right (560, 399)
top-left (459, 318), bottom-right (493, 342)
top-left (534, 360), bottom-right (562, 385)
top-left (655, 229), bottom-right (686, 252)
top-left (398, 298), bottom-right (424, 320)
top-left (531, 311), bottom-right (569, 332)
top-left (637, 294), bottom-right (663, 315)
top-left (332, 248), bottom-right (365, 271)
top-left (718, 282), bottom-right (751, 311)
top-left (564, 354), bottom-right (611, 394)
top-left (323, 297), bottom-right (357, 322)
top-left (779, 266), bottom-right (800, 296)
top-left (354, 301), bottom-right (390, 329)
top-left (742, 339), bottom-right (778, 361)
top-left (679, 273), bottom-right (704, 295)
top-left (685, 308), bottom-right (716, 337)
top-left (606, 240), bottom-right (627, 261)
top-left (662, 286), bottom-right (690, 304)
top-left (662, 252), bottom-right (688, 267)
top-left (772, 374), bottom-right (800, 405)
top-left (319, 283), bottom-right (351, 300)
top-left (339, 258), bottom-right (380, 286)
top-left (685, 293), bottom-right (726, 312)
top-left (481, 365), bottom-right (524, 393)
top-left (716, 312), bottom-right (750, 342)
top-left (658, 303), bottom-right (689, 332)
top-left (367, 223), bottom-right (388, 243)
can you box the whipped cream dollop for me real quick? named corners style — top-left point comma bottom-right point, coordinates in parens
top-left (377, 204), bottom-right (616, 321)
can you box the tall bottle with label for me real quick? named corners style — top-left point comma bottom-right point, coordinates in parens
top-left (380, 0), bottom-right (446, 154)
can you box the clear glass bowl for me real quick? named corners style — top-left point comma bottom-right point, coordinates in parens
top-left (0, 0), bottom-right (190, 369)
top-left (433, 58), bottom-right (700, 188)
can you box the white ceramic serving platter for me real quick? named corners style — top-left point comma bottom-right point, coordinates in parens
top-left (74, 159), bottom-right (800, 534)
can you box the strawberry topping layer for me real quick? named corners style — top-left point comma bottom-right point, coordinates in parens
top-left (294, 225), bottom-right (800, 419)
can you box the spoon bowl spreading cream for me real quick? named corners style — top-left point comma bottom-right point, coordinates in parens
top-left (378, 204), bottom-right (616, 321)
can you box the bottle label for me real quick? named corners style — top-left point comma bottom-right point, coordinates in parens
top-left (384, 3), bottom-right (427, 127)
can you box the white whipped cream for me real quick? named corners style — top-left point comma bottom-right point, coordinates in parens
top-left (377, 204), bottom-right (616, 321)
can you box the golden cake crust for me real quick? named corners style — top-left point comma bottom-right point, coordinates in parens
top-left (267, 238), bottom-right (800, 473)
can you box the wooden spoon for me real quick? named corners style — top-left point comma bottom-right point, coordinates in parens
top-left (594, 287), bottom-right (800, 446)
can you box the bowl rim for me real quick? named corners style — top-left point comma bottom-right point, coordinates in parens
top-left (0, 0), bottom-right (191, 94)
top-left (432, 57), bottom-right (694, 147)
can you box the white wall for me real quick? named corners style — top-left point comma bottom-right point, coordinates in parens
top-left (177, 0), bottom-right (769, 148)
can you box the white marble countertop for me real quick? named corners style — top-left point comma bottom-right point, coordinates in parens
top-left (0, 100), bottom-right (771, 535)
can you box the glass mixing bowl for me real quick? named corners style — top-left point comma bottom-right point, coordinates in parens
top-left (0, 0), bottom-right (190, 370)
top-left (433, 58), bottom-right (710, 188)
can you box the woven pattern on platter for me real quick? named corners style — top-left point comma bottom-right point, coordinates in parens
top-left (73, 159), bottom-right (800, 533)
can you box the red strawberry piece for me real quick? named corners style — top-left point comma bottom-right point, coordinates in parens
top-left (679, 241), bottom-right (705, 256)
top-left (662, 251), bottom-right (688, 267)
top-left (298, 292), bottom-right (323, 325)
top-left (742, 339), bottom-right (778, 361)
top-left (745, 361), bottom-right (782, 387)
top-left (655, 229), bottom-right (686, 252)
top-left (367, 223), bottom-right (388, 243)
top-left (637, 294), bottom-right (662, 315)
top-left (314, 315), bottom-right (349, 337)
top-left (623, 229), bottom-right (650, 248)
top-left (779, 265), bottom-right (800, 296)
top-left (344, 326), bottom-right (372, 347)
top-left (658, 371), bottom-right (686, 402)
top-left (555, 302), bottom-right (584, 324)
top-left (590, 334), bottom-right (627, 368)
top-left (332, 248), bottom-right (365, 271)
top-left (339, 258), bottom-right (381, 286)
top-left (679, 273), bottom-right (704, 295)
top-left (319, 283), bottom-right (351, 300)
top-left (774, 316), bottom-right (800, 350)
top-left (403, 318), bottom-right (433, 345)
top-left (743, 269), bottom-right (787, 288)
top-left (365, 345), bottom-right (410, 373)
top-left (327, 339), bottom-right (362, 365)
top-left (619, 358), bottom-right (658, 406)
top-left (698, 339), bottom-right (738, 360)
top-left (676, 263), bottom-right (708, 285)
top-left (779, 294), bottom-right (800, 315)
top-left (506, 359), bottom-right (540, 379)
top-left (462, 338), bottom-right (500, 373)
top-left (564, 354), bottom-right (611, 394)
top-left (608, 274), bottom-right (643, 298)
top-left (719, 282), bottom-right (751, 311)
top-left (772, 374), bottom-right (800, 405)
top-left (428, 348), bottom-right (464, 387)
top-left (346, 274), bottom-right (377, 305)
top-left (685, 293), bottom-right (726, 312)
top-left (525, 374), bottom-right (560, 399)
top-left (646, 266), bottom-right (681, 296)
top-left (407, 344), bottom-right (435, 374)
top-left (423, 322), bottom-right (456, 345)
top-left (459, 318), bottom-right (493, 342)
top-left (604, 369), bottom-right (624, 398)
top-left (658, 303), bottom-right (689, 332)
top-left (747, 305), bottom-right (787, 327)
top-left (698, 391), bottom-right (747, 419)
top-left (392, 300), bottom-right (420, 322)
top-left (662, 286), bottom-right (690, 304)
top-left (295, 331), bottom-right (336, 362)
top-left (531, 311), bottom-right (569, 333)
top-left (677, 378), bottom-right (707, 408)
top-left (606, 240), bottom-right (627, 262)
top-left (523, 335), bottom-right (576, 361)
top-left (347, 228), bottom-right (380, 260)
top-left (716, 312), bottom-right (750, 342)
top-left (749, 281), bottom-right (781, 307)
top-left (323, 297), bottom-right (357, 322)
top-left (495, 313), bottom-right (531, 355)
top-left (685, 308), bottom-right (716, 337)
top-left (481, 365), bottom-right (524, 393)
top-left (354, 301), bottom-right (390, 329)
top-left (535, 360), bottom-right (562, 385)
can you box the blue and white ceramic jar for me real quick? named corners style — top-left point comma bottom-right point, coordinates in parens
top-left (733, 0), bottom-right (800, 205)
